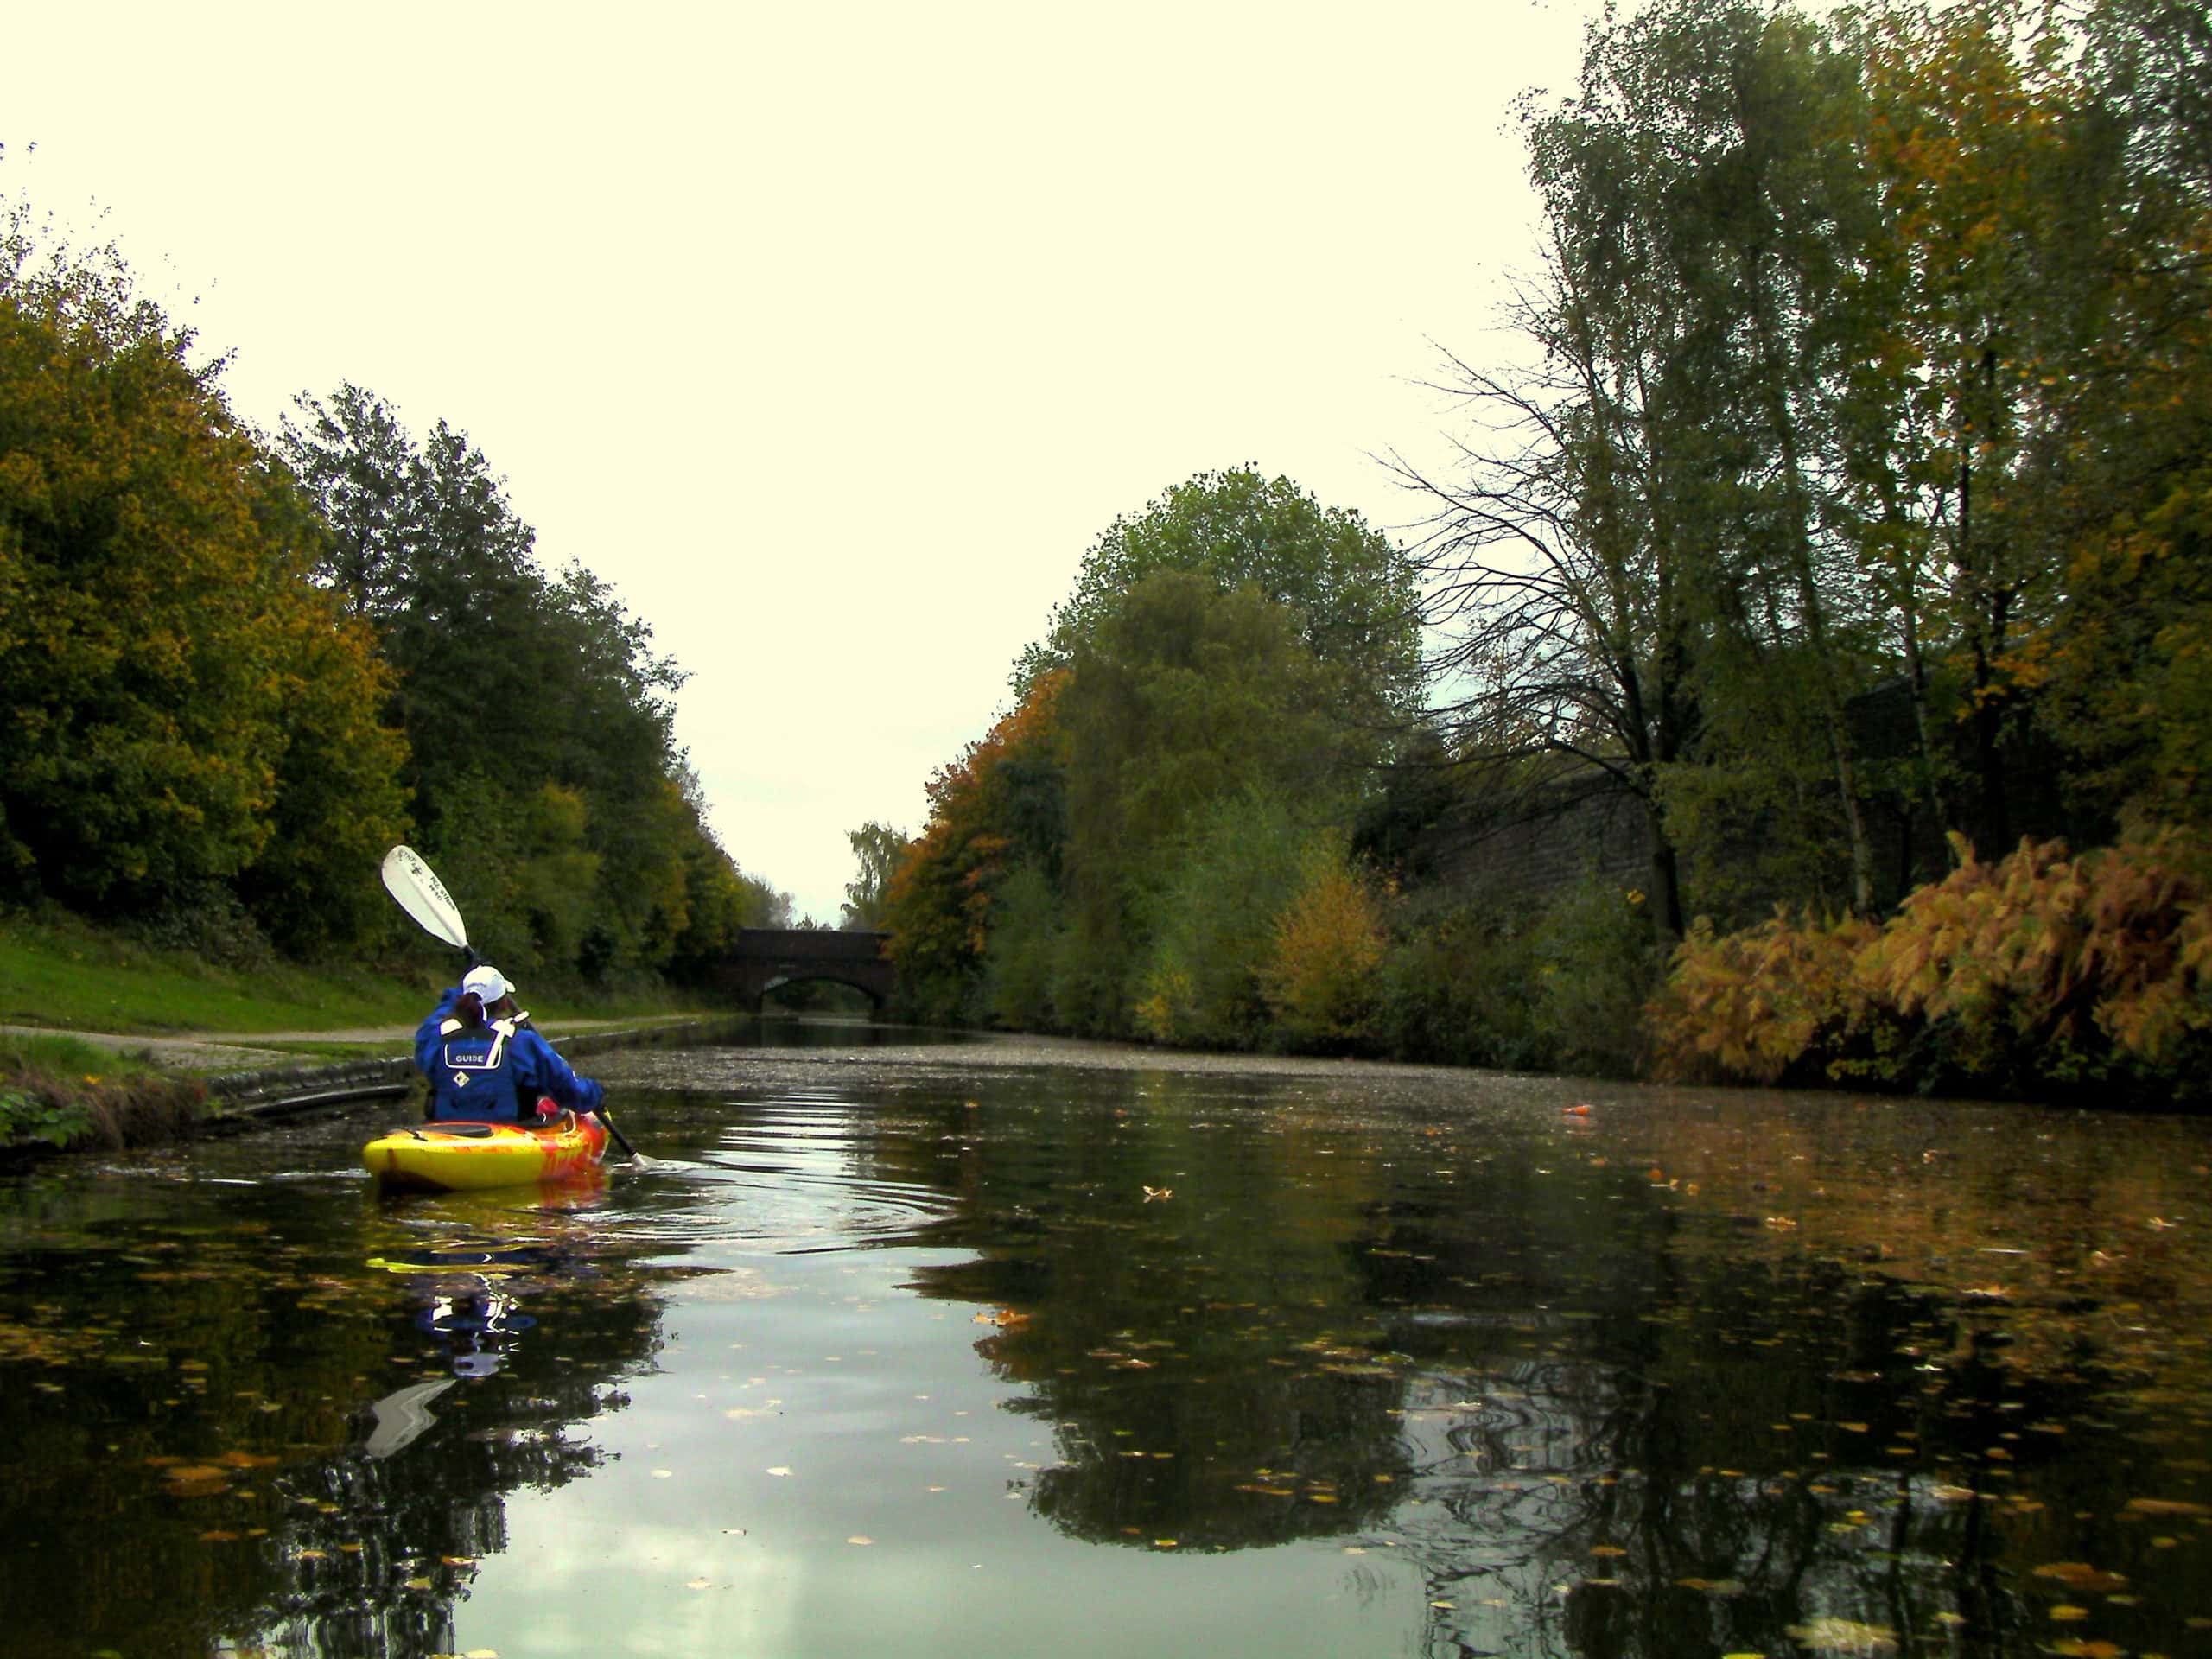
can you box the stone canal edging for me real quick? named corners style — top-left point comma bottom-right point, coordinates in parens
top-left (204, 1018), bottom-right (747, 1122)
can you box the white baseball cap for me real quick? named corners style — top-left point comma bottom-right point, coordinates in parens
top-left (461, 965), bottom-right (514, 1005)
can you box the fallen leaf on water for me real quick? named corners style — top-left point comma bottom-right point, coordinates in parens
top-left (2126, 1497), bottom-right (2211, 1516)
top-left (2034, 1563), bottom-right (2129, 1594)
top-left (847, 1535), bottom-right (873, 1546)
top-left (1591, 1545), bottom-right (1627, 1558)
top-left (652, 1470), bottom-right (674, 1479)
top-left (2048, 1605), bottom-right (2090, 1621)
top-left (686, 1578), bottom-right (711, 1590)
top-left (2050, 1641), bottom-right (2122, 1658)
top-left (1143, 1186), bottom-right (1173, 1202)
top-left (1784, 1616), bottom-right (1897, 1653)
top-left (1563, 1105), bottom-right (1592, 1116)
top-left (766, 1466), bottom-right (793, 1478)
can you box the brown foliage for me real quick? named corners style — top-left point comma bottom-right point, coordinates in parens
top-left (1646, 828), bottom-right (2212, 1098)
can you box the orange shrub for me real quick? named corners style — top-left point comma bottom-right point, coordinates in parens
top-left (1646, 827), bottom-right (2212, 1097)
top-left (1645, 910), bottom-right (1882, 1085)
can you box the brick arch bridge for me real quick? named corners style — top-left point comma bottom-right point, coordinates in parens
top-left (709, 928), bottom-right (895, 1014)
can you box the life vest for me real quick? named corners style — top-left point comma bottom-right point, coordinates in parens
top-left (429, 1015), bottom-right (523, 1122)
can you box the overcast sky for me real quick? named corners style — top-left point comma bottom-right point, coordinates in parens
top-left (6, 3), bottom-right (1598, 924)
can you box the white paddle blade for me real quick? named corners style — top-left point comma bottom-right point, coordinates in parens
top-left (381, 845), bottom-right (469, 950)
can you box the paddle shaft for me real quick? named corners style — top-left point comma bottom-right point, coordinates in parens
top-left (595, 1106), bottom-right (640, 1160)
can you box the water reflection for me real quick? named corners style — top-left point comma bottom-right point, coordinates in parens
top-left (0, 1159), bottom-right (666, 1659)
top-left (3, 1035), bottom-right (2210, 1658)
top-left (830, 1068), bottom-right (2212, 1656)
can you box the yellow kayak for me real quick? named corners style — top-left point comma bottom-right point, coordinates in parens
top-left (362, 1114), bottom-right (610, 1193)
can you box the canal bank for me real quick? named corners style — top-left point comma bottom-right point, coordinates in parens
top-left (0, 1014), bottom-right (753, 1162)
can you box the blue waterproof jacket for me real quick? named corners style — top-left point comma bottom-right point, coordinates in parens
top-left (414, 987), bottom-right (607, 1123)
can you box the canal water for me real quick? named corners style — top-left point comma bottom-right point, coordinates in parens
top-left (3, 1022), bottom-right (2211, 1659)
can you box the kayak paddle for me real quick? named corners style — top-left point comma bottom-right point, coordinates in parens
top-left (382, 843), bottom-right (645, 1164)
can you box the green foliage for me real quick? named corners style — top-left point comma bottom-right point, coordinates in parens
top-left (0, 1086), bottom-right (92, 1150)
top-left (1129, 789), bottom-right (1320, 1050)
top-left (0, 289), bottom-right (406, 939)
top-left (980, 862), bottom-right (1064, 1031)
top-left (897, 465), bottom-right (1417, 1047)
top-left (1016, 467), bottom-right (1421, 724)
top-left (276, 385), bottom-right (766, 988)
top-left (1528, 877), bottom-right (1668, 1077)
top-left (1057, 572), bottom-right (1371, 1036)
top-left (841, 821), bottom-right (908, 931)
top-left (1369, 900), bottom-right (1546, 1071)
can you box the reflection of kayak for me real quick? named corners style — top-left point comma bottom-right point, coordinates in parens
top-left (362, 1114), bottom-right (609, 1192)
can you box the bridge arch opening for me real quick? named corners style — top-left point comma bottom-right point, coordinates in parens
top-left (711, 929), bottom-right (896, 1019)
top-left (757, 974), bottom-right (883, 1016)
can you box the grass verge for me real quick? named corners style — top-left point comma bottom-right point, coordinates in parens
top-left (1, 1033), bottom-right (208, 1160)
top-left (0, 906), bottom-right (715, 1156)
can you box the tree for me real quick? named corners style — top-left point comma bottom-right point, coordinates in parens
top-left (883, 672), bottom-right (1068, 1022)
top-left (0, 295), bottom-right (404, 925)
top-left (1015, 467), bottom-right (1423, 732)
top-left (1057, 571), bottom-right (1373, 1034)
top-left (841, 821), bottom-right (909, 930)
top-left (278, 385), bottom-right (754, 983)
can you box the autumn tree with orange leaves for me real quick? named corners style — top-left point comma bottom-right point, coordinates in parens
top-left (882, 671), bottom-right (1069, 1024)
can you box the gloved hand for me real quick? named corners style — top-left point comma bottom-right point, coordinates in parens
top-left (530, 1096), bottom-right (562, 1125)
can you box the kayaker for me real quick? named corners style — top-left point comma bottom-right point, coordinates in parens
top-left (416, 964), bottom-right (607, 1124)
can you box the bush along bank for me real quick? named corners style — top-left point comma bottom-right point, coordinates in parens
top-left (0, 1063), bottom-right (211, 1166)
top-left (1643, 830), bottom-right (2212, 1108)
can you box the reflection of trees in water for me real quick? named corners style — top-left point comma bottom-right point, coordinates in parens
top-left (881, 1075), bottom-right (1421, 1548)
top-left (219, 1255), bottom-right (667, 1659)
top-left (866, 1072), bottom-right (2196, 1655)
top-left (1356, 1260), bottom-right (2120, 1659)
top-left (0, 1200), bottom-right (668, 1659)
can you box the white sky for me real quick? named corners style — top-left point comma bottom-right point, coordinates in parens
top-left (5, 2), bottom-right (1596, 924)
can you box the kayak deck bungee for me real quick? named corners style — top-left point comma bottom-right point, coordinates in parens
top-left (362, 1113), bottom-right (609, 1193)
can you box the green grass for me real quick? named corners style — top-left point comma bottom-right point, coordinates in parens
top-left (0, 909), bottom-right (433, 1033)
top-left (0, 907), bottom-right (709, 1039)
top-left (0, 1029), bottom-right (162, 1080)
top-left (0, 907), bottom-right (726, 1153)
